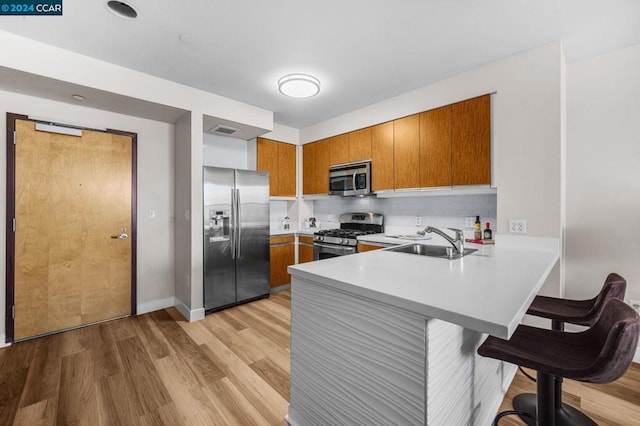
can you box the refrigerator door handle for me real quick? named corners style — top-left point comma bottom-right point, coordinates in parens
top-left (230, 188), bottom-right (236, 259)
top-left (236, 188), bottom-right (242, 259)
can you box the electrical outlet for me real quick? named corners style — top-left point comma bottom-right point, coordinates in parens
top-left (630, 299), bottom-right (640, 314)
top-left (465, 217), bottom-right (476, 228)
top-left (416, 216), bottom-right (422, 226)
top-left (509, 219), bottom-right (527, 233)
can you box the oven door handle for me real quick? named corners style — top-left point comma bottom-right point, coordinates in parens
top-left (314, 242), bottom-right (357, 251)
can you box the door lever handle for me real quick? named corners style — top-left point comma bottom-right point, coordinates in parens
top-left (111, 226), bottom-right (128, 239)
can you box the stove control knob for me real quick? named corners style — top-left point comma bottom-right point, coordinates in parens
top-left (342, 239), bottom-right (348, 244)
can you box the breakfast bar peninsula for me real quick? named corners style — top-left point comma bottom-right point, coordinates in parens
top-left (285, 235), bottom-right (559, 426)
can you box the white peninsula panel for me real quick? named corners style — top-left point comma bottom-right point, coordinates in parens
top-left (286, 236), bottom-right (558, 425)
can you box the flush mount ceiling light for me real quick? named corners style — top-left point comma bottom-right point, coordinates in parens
top-left (71, 94), bottom-right (85, 101)
top-left (107, 1), bottom-right (138, 19)
top-left (278, 74), bottom-right (320, 98)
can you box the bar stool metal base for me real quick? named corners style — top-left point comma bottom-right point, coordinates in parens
top-left (513, 393), bottom-right (597, 426)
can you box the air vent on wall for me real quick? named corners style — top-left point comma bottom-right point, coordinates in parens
top-left (209, 124), bottom-right (239, 135)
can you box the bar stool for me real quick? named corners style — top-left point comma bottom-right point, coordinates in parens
top-left (518, 273), bottom-right (627, 425)
top-left (478, 297), bottom-right (639, 426)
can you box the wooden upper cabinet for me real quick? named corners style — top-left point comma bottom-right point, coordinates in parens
top-left (257, 138), bottom-right (278, 196)
top-left (371, 122), bottom-right (394, 191)
top-left (451, 95), bottom-right (491, 186)
top-left (419, 106), bottom-right (452, 187)
top-left (349, 127), bottom-right (372, 162)
top-left (393, 114), bottom-right (420, 189)
top-left (302, 139), bottom-right (331, 195)
top-left (315, 139), bottom-right (331, 194)
top-left (329, 134), bottom-right (350, 165)
top-left (278, 142), bottom-right (297, 196)
top-left (302, 142), bottom-right (316, 195)
top-left (257, 137), bottom-right (297, 197)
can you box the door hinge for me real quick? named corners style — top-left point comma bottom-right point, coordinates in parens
top-left (13, 130), bottom-right (16, 145)
top-left (12, 306), bottom-right (15, 320)
top-left (12, 218), bottom-right (16, 232)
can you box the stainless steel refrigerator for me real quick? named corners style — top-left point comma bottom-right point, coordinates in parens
top-left (203, 167), bottom-right (270, 312)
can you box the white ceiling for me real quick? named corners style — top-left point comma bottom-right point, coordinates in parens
top-left (0, 0), bottom-right (639, 129)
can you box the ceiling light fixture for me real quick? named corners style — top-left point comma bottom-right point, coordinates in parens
top-left (278, 74), bottom-right (320, 98)
top-left (71, 94), bottom-right (85, 101)
top-left (107, 1), bottom-right (138, 19)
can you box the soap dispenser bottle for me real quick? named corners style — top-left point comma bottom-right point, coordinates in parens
top-left (474, 216), bottom-right (482, 240)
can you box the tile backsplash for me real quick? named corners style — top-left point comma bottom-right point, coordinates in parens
top-left (312, 194), bottom-right (497, 232)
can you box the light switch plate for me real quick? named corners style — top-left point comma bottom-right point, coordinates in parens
top-left (148, 209), bottom-right (156, 219)
top-left (416, 216), bottom-right (422, 226)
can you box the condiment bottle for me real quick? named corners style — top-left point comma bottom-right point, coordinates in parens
top-left (484, 222), bottom-right (493, 240)
top-left (474, 216), bottom-right (482, 240)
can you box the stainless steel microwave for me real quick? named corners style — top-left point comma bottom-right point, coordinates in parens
top-left (329, 160), bottom-right (371, 196)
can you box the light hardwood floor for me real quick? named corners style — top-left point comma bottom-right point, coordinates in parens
top-left (0, 290), bottom-right (638, 425)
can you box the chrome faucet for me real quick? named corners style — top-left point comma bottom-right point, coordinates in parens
top-left (423, 226), bottom-right (465, 256)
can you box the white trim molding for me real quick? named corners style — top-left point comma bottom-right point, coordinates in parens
top-left (174, 299), bottom-right (205, 322)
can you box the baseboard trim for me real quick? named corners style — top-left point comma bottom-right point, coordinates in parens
top-left (271, 284), bottom-right (291, 293)
top-left (0, 333), bottom-right (10, 349)
top-left (174, 299), bottom-right (205, 322)
top-left (137, 297), bottom-right (176, 315)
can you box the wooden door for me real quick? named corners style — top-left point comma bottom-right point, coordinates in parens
top-left (371, 122), bottom-right (394, 191)
top-left (10, 117), bottom-right (135, 341)
top-left (420, 106), bottom-right (452, 187)
top-left (451, 95), bottom-right (491, 186)
top-left (277, 142), bottom-right (297, 197)
top-left (393, 114), bottom-right (420, 189)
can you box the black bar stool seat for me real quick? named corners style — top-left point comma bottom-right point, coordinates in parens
top-left (527, 272), bottom-right (626, 327)
top-left (478, 298), bottom-right (639, 425)
top-left (517, 273), bottom-right (627, 425)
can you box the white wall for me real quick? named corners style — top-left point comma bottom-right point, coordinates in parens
top-left (301, 43), bottom-right (564, 295)
top-left (565, 44), bottom-right (640, 303)
top-left (203, 133), bottom-right (249, 169)
top-left (0, 90), bottom-right (175, 342)
top-left (174, 113), bottom-right (192, 314)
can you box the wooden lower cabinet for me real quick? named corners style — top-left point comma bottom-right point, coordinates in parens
top-left (270, 235), bottom-right (295, 288)
top-left (357, 243), bottom-right (384, 252)
top-left (298, 236), bottom-right (315, 263)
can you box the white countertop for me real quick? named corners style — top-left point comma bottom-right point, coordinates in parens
top-left (270, 225), bottom-right (316, 236)
top-left (288, 235), bottom-right (559, 339)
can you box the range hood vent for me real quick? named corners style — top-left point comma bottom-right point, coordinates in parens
top-left (209, 124), bottom-right (239, 135)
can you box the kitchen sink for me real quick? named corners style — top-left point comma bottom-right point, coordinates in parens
top-left (386, 243), bottom-right (477, 259)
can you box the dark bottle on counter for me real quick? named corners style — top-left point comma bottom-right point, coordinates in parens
top-left (474, 216), bottom-right (482, 240)
top-left (484, 222), bottom-right (493, 240)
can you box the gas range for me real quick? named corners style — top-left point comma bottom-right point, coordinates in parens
top-left (313, 228), bottom-right (379, 247)
top-left (313, 213), bottom-right (384, 260)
